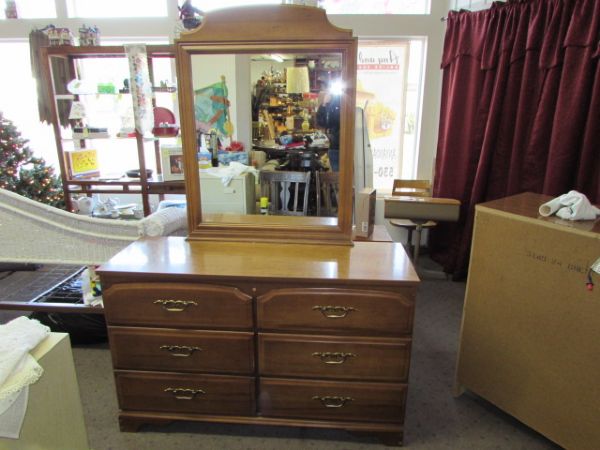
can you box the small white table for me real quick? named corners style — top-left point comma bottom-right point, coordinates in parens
top-left (0, 333), bottom-right (90, 450)
top-left (383, 196), bottom-right (460, 264)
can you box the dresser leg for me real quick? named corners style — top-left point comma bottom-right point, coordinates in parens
top-left (119, 415), bottom-right (173, 432)
top-left (378, 431), bottom-right (404, 447)
top-left (349, 431), bottom-right (404, 447)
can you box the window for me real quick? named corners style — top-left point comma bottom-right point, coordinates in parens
top-left (1, 0), bottom-right (56, 19)
top-left (451, 0), bottom-right (493, 11)
top-left (0, 39), bottom-right (173, 178)
top-left (357, 38), bottom-right (425, 189)
top-left (189, 0), bottom-right (430, 14)
top-left (73, 43), bottom-right (174, 177)
top-left (66, 0), bottom-right (167, 18)
top-left (322, 0), bottom-right (430, 14)
top-left (189, 0), bottom-right (280, 12)
top-left (0, 42), bottom-right (56, 168)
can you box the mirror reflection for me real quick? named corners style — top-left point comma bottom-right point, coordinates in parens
top-left (191, 52), bottom-right (342, 221)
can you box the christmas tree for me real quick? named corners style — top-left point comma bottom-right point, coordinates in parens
top-left (0, 111), bottom-right (64, 208)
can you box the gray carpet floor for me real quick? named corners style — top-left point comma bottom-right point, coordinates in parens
top-left (1, 263), bottom-right (561, 449)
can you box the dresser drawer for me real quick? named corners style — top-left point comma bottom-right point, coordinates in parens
top-left (115, 371), bottom-right (255, 416)
top-left (103, 283), bottom-right (253, 330)
top-left (259, 378), bottom-right (406, 423)
top-left (109, 327), bottom-right (254, 374)
top-left (257, 288), bottom-right (414, 336)
top-left (259, 333), bottom-right (411, 382)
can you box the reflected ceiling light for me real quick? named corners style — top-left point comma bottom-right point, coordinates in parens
top-left (329, 79), bottom-right (345, 96)
top-left (270, 54), bottom-right (284, 62)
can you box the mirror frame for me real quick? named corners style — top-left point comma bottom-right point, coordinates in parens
top-left (175, 4), bottom-right (357, 245)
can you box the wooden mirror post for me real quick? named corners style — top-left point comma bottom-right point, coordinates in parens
top-left (175, 4), bottom-right (357, 245)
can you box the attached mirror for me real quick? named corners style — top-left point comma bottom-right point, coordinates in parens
top-left (176, 5), bottom-right (356, 244)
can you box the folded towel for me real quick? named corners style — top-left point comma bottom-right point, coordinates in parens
top-left (0, 387), bottom-right (28, 439)
top-left (203, 161), bottom-right (259, 186)
top-left (0, 317), bottom-right (50, 401)
top-left (539, 190), bottom-right (600, 221)
top-left (0, 314), bottom-right (50, 439)
top-left (140, 206), bottom-right (188, 237)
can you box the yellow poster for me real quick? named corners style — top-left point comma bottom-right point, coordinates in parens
top-left (69, 149), bottom-right (99, 176)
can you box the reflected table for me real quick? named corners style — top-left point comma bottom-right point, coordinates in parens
top-left (252, 143), bottom-right (329, 163)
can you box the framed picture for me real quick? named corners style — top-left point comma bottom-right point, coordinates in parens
top-left (161, 145), bottom-right (184, 181)
top-left (66, 149), bottom-right (100, 178)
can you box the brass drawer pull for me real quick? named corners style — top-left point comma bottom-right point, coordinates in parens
top-left (312, 396), bottom-right (354, 408)
top-left (153, 299), bottom-right (198, 312)
top-left (164, 387), bottom-right (205, 400)
top-left (160, 345), bottom-right (201, 357)
top-left (312, 352), bottom-right (356, 364)
top-left (312, 305), bottom-right (356, 319)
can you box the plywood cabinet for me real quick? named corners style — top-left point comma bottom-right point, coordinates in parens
top-left (455, 192), bottom-right (600, 450)
top-left (199, 173), bottom-right (256, 214)
top-left (98, 237), bottom-right (419, 445)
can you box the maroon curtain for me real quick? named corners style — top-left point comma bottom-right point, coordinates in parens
top-left (431, 0), bottom-right (600, 279)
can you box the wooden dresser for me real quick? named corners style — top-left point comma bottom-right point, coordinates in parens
top-left (98, 237), bottom-right (419, 445)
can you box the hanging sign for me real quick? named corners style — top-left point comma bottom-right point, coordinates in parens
top-left (357, 43), bottom-right (409, 189)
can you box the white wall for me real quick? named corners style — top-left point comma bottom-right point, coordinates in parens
top-left (190, 54), bottom-right (252, 148)
top-left (235, 55), bottom-right (252, 150)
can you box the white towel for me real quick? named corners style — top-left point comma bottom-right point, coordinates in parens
top-left (539, 190), bottom-right (600, 221)
top-left (0, 317), bottom-right (50, 400)
top-left (0, 317), bottom-right (50, 439)
top-left (538, 197), bottom-right (563, 217)
top-left (140, 206), bottom-right (188, 237)
top-left (0, 388), bottom-right (28, 439)
top-left (203, 162), bottom-right (259, 186)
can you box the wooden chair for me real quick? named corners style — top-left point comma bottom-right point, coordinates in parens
top-left (315, 171), bottom-right (339, 217)
top-left (389, 179), bottom-right (437, 262)
top-left (259, 170), bottom-right (311, 216)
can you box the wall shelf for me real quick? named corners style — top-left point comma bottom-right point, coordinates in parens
top-left (40, 45), bottom-right (181, 215)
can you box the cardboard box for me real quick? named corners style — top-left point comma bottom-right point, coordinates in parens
top-left (456, 192), bottom-right (600, 450)
top-left (354, 188), bottom-right (376, 238)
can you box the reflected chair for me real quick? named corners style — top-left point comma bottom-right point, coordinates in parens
top-left (316, 171), bottom-right (339, 217)
top-left (252, 121), bottom-right (264, 142)
top-left (388, 179), bottom-right (437, 262)
top-left (259, 171), bottom-right (311, 216)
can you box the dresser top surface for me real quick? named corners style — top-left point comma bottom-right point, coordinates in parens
top-left (478, 192), bottom-right (600, 236)
top-left (98, 237), bottom-right (419, 285)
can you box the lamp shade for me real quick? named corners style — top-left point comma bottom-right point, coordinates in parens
top-left (286, 66), bottom-right (310, 94)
